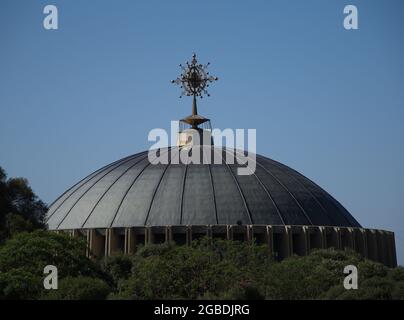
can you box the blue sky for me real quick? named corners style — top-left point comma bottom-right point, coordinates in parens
top-left (0, 0), bottom-right (403, 264)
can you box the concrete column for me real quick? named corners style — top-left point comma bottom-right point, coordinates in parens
top-left (376, 231), bottom-right (388, 266)
top-left (384, 231), bottom-right (396, 267)
top-left (340, 227), bottom-right (354, 250)
top-left (106, 228), bottom-right (121, 256)
top-left (87, 229), bottom-right (105, 259)
top-left (361, 228), bottom-right (368, 258)
top-left (324, 227), bottom-right (340, 249)
top-left (303, 226), bottom-right (310, 255)
top-left (226, 225), bottom-right (233, 240)
top-left (70, 229), bottom-right (81, 238)
top-left (125, 228), bottom-right (136, 254)
top-left (266, 226), bottom-right (273, 257)
top-left (348, 228), bottom-right (355, 249)
top-left (319, 226), bottom-right (326, 249)
top-left (384, 231), bottom-right (395, 267)
top-left (387, 232), bottom-right (397, 267)
top-left (206, 225), bottom-right (213, 240)
top-left (165, 226), bottom-right (172, 243)
top-left (335, 227), bottom-right (342, 249)
top-left (166, 226), bottom-right (173, 243)
top-left (105, 229), bottom-right (110, 256)
top-left (366, 229), bottom-right (378, 262)
top-left (104, 229), bottom-right (109, 256)
top-left (85, 230), bottom-right (91, 258)
top-left (354, 228), bottom-right (368, 258)
top-left (246, 225), bottom-right (253, 241)
top-left (145, 227), bottom-right (152, 244)
top-left (284, 226), bottom-right (292, 258)
top-left (186, 226), bottom-right (192, 245)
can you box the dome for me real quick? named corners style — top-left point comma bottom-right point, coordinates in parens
top-left (44, 54), bottom-right (397, 268)
top-left (46, 146), bottom-right (361, 230)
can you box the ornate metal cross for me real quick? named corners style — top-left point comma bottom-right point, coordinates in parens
top-left (171, 53), bottom-right (218, 99)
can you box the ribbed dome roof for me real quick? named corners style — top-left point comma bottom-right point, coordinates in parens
top-left (46, 147), bottom-right (361, 230)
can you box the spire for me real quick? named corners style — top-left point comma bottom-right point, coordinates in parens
top-left (171, 53), bottom-right (218, 129)
top-left (192, 95), bottom-right (198, 116)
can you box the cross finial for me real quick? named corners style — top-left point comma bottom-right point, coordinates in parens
top-left (171, 53), bottom-right (218, 99)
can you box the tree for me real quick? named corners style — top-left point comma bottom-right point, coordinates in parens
top-left (0, 231), bottom-right (101, 277)
top-left (114, 239), bottom-right (272, 299)
top-left (0, 167), bottom-right (9, 240)
top-left (100, 253), bottom-right (133, 289)
top-left (0, 166), bottom-right (47, 241)
top-left (0, 231), bottom-right (104, 299)
top-left (0, 268), bottom-right (42, 300)
top-left (111, 241), bottom-right (404, 300)
top-left (0, 228), bottom-right (403, 300)
top-left (41, 276), bottom-right (110, 300)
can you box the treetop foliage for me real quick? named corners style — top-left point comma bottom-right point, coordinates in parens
top-left (0, 165), bottom-right (47, 242)
top-left (0, 165), bottom-right (403, 300)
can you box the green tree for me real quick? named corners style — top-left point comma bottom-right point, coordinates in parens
top-left (111, 242), bottom-right (404, 300)
top-left (100, 253), bottom-right (133, 289)
top-left (0, 268), bottom-right (42, 300)
top-left (0, 231), bottom-right (100, 277)
top-left (0, 166), bottom-right (47, 241)
top-left (0, 231), bottom-right (104, 299)
top-left (114, 238), bottom-right (272, 299)
top-left (41, 276), bottom-right (110, 300)
top-left (0, 228), bottom-right (403, 300)
top-left (264, 249), bottom-right (362, 299)
top-left (0, 166), bottom-right (9, 240)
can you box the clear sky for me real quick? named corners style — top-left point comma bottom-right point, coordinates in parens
top-left (0, 0), bottom-right (403, 264)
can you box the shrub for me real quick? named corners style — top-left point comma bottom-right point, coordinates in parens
top-left (0, 268), bottom-right (42, 300)
top-left (0, 230), bottom-right (101, 278)
top-left (101, 253), bottom-right (133, 288)
top-left (0, 231), bottom-right (105, 299)
top-left (41, 276), bottom-right (110, 300)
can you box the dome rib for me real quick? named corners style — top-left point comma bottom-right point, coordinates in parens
top-left (51, 153), bottom-right (144, 230)
top-left (217, 148), bottom-right (253, 224)
top-left (46, 147), bottom-right (361, 229)
top-left (110, 148), bottom-right (171, 227)
top-left (265, 156), bottom-right (360, 227)
top-left (203, 146), bottom-right (219, 224)
top-left (257, 155), bottom-right (339, 226)
top-left (179, 165), bottom-right (188, 225)
top-left (80, 153), bottom-right (150, 229)
top-left (143, 163), bottom-right (171, 226)
top-left (58, 153), bottom-right (148, 229)
top-left (46, 153), bottom-right (136, 223)
top-left (253, 155), bottom-right (314, 225)
top-left (231, 150), bottom-right (286, 225)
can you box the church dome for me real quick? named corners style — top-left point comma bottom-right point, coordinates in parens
top-left (44, 54), bottom-right (398, 268)
top-left (46, 146), bottom-right (361, 230)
